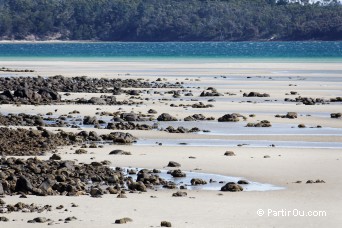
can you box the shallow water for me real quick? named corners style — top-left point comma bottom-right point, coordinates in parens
top-left (136, 138), bottom-right (342, 149)
top-left (122, 167), bottom-right (284, 192)
top-left (150, 121), bottom-right (342, 136)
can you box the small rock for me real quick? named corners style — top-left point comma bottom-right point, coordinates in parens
top-left (167, 161), bottom-right (181, 167)
top-left (224, 151), bottom-right (236, 156)
top-left (172, 191), bottom-right (187, 197)
top-left (161, 221), bottom-right (172, 227)
top-left (115, 217), bottom-right (133, 224)
top-left (237, 180), bottom-right (249, 185)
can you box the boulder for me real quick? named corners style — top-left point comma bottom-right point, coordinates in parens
top-left (170, 169), bottom-right (186, 178)
top-left (49, 154), bottom-right (61, 160)
top-left (286, 112), bottom-right (298, 119)
top-left (33, 217), bottom-right (48, 223)
top-left (157, 113), bottom-right (177, 121)
top-left (191, 178), bottom-right (207, 185)
top-left (167, 161), bottom-right (181, 167)
top-left (15, 176), bottom-right (34, 193)
top-left (88, 97), bottom-right (107, 105)
top-left (218, 113), bottom-right (245, 122)
top-left (221, 182), bottom-right (243, 192)
top-left (38, 88), bottom-right (61, 101)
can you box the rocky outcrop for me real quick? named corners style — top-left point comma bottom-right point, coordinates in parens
top-left (0, 127), bottom-right (136, 156)
top-left (0, 75), bottom-right (182, 94)
top-left (0, 87), bottom-right (61, 105)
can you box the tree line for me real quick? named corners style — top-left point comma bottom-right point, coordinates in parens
top-left (0, 0), bottom-right (341, 41)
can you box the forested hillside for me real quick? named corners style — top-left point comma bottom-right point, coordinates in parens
top-left (0, 0), bottom-right (341, 41)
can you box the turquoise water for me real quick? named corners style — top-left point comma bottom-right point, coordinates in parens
top-left (0, 42), bottom-right (342, 61)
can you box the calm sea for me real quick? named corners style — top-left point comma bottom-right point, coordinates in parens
top-left (0, 42), bottom-right (341, 61)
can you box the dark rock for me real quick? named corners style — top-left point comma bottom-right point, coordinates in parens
top-left (90, 188), bottom-right (103, 198)
top-left (83, 116), bottom-right (98, 125)
top-left (128, 181), bottom-right (147, 192)
top-left (170, 169), bottom-right (186, 178)
top-left (246, 120), bottom-right (271, 127)
top-left (88, 97), bottom-right (107, 105)
top-left (0, 217), bottom-right (9, 222)
top-left (161, 221), bottom-right (172, 227)
top-left (331, 113), bottom-right (341, 119)
top-left (243, 92), bottom-right (270, 97)
top-left (224, 151), bottom-right (236, 156)
top-left (191, 178), bottom-right (207, 185)
top-left (109, 150), bottom-right (132, 155)
top-left (115, 217), bottom-right (133, 224)
top-left (15, 176), bottom-right (34, 193)
top-left (237, 180), bottom-right (249, 185)
top-left (33, 217), bottom-right (48, 223)
top-left (167, 161), bottom-right (181, 167)
top-left (221, 182), bottom-right (243, 192)
top-left (75, 149), bottom-right (87, 154)
top-left (218, 113), bottom-right (245, 122)
top-left (286, 112), bottom-right (298, 119)
top-left (148, 109), bottom-right (157, 114)
top-left (157, 113), bottom-right (177, 121)
top-left (49, 154), bottom-right (61, 160)
top-left (172, 191), bottom-right (187, 197)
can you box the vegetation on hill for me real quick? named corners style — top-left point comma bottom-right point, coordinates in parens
top-left (0, 0), bottom-right (341, 41)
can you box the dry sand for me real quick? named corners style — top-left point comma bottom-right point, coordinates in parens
top-left (0, 60), bottom-right (341, 227)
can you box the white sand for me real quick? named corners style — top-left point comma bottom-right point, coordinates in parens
top-left (0, 59), bottom-right (341, 227)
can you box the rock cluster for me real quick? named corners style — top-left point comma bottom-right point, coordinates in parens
top-left (164, 126), bottom-right (201, 133)
top-left (275, 112), bottom-right (298, 119)
top-left (243, 92), bottom-right (270, 97)
top-left (218, 113), bottom-right (246, 122)
top-left (0, 113), bottom-right (45, 126)
top-left (200, 87), bottom-right (223, 97)
top-left (284, 96), bottom-right (342, 105)
top-left (0, 75), bottom-right (181, 94)
top-left (0, 87), bottom-right (61, 105)
top-left (106, 122), bottom-right (153, 130)
top-left (184, 114), bottom-right (215, 121)
top-left (245, 120), bottom-right (272, 127)
top-left (0, 127), bottom-right (136, 156)
top-left (0, 157), bottom-right (126, 196)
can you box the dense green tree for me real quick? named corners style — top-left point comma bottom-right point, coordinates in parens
top-left (0, 0), bottom-right (341, 41)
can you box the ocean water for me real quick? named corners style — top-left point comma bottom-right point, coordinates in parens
top-left (0, 42), bottom-right (342, 61)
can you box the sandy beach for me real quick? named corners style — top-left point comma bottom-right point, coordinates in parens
top-left (0, 59), bottom-right (341, 227)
